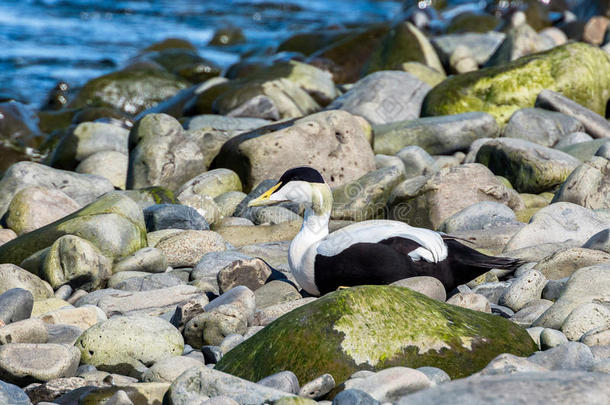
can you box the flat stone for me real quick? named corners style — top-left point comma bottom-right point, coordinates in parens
top-left (503, 108), bottom-right (583, 147)
top-left (205, 285), bottom-right (256, 324)
top-left (257, 371), bottom-right (300, 394)
top-left (23, 376), bottom-right (92, 404)
top-left (143, 356), bottom-right (204, 383)
top-left (31, 298), bottom-right (72, 317)
top-left (528, 342), bottom-right (595, 371)
top-left (511, 299), bottom-right (554, 328)
top-left (112, 272), bottom-right (186, 291)
top-left (112, 247), bottom-right (168, 274)
top-left (144, 204), bottom-right (209, 232)
top-left (534, 247), bottom-right (610, 279)
top-left (0, 343), bottom-right (80, 385)
top-left (219, 334), bottom-right (244, 354)
top-left (431, 32), bottom-right (505, 66)
top-left (343, 367), bottom-right (430, 402)
top-left (499, 270), bottom-right (547, 312)
top-left (0, 318), bottom-right (48, 345)
top-left (0, 288), bottom-right (33, 324)
top-left (438, 202), bottom-right (518, 233)
top-left (391, 277), bottom-right (446, 302)
top-left (447, 293), bottom-right (491, 313)
top-left (471, 282), bottom-right (511, 305)
top-left (183, 114), bottom-right (269, 134)
top-left (562, 303), bottom-right (610, 342)
top-left (152, 230), bottom-right (228, 267)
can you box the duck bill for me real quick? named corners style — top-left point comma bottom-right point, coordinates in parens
top-left (247, 182), bottom-right (282, 207)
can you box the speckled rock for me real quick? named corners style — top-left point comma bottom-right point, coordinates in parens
top-left (0, 343), bottom-right (80, 385)
top-left (534, 247), bottom-right (610, 280)
top-left (438, 202), bottom-right (518, 233)
top-left (499, 270), bottom-right (546, 312)
top-left (176, 169), bottom-right (242, 219)
top-left (75, 315), bottom-right (183, 378)
top-left (112, 247), bottom-right (168, 274)
top-left (215, 286), bottom-right (537, 385)
top-left (299, 374), bottom-right (335, 399)
top-left (477, 353), bottom-right (549, 376)
top-left (553, 157), bottom-right (610, 210)
top-left (0, 264), bottom-right (53, 301)
top-left (374, 112), bottom-right (499, 156)
top-left (184, 303), bottom-right (247, 347)
top-left (211, 110), bottom-right (375, 192)
top-left (390, 276), bottom-right (446, 302)
top-left (534, 264), bottom-right (610, 329)
top-left (326, 71), bottom-right (430, 125)
top-left (142, 356), bottom-right (203, 383)
top-left (561, 303), bottom-right (610, 342)
top-left (447, 293), bottom-right (491, 313)
top-left (151, 230), bottom-right (227, 267)
top-left (254, 298), bottom-right (317, 327)
top-left (6, 187), bottom-right (81, 236)
top-left (581, 327), bottom-right (610, 346)
top-left (0, 318), bottom-right (48, 345)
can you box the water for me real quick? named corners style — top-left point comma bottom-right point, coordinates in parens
top-left (0, 0), bottom-right (404, 106)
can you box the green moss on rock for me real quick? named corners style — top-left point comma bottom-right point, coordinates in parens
top-left (421, 43), bottom-right (610, 126)
top-left (216, 286), bottom-right (537, 385)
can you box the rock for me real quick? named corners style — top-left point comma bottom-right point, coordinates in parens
top-left (0, 343), bottom-right (80, 385)
top-left (31, 298), bottom-right (72, 317)
top-left (505, 203), bottom-right (610, 251)
top-left (388, 164), bottom-right (523, 229)
top-left (477, 353), bottom-right (549, 376)
top-left (253, 281), bottom-right (301, 309)
top-left (422, 43), bottom-right (610, 126)
top-left (217, 257), bottom-right (272, 294)
top-left (184, 304), bottom-right (247, 347)
top-left (113, 272), bottom-right (185, 291)
top-left (166, 366), bottom-right (294, 404)
top-left (0, 229), bottom-right (17, 246)
top-left (152, 230), bottom-right (227, 267)
top-left (205, 285), bottom-right (256, 320)
top-left (0, 318), bottom-right (48, 344)
top-left (93, 285), bottom-right (204, 317)
top-left (40, 305), bottom-right (104, 330)
top-left (554, 131), bottom-right (594, 148)
top-left (69, 68), bottom-right (189, 115)
top-left (331, 166), bottom-right (404, 221)
top-left (211, 110), bottom-right (375, 191)
top-left (251, 206), bottom-right (301, 225)
top-left (534, 263), bottom-right (610, 329)
top-left (503, 108), bottom-right (584, 147)
top-left (75, 315), bottom-right (183, 378)
top-left (400, 62), bottom-right (445, 87)
top-left (113, 247), bottom-right (168, 274)
top-left (542, 278), bottom-right (567, 301)
top-left (561, 303), bottom-right (610, 342)
top-left (374, 112), bottom-right (499, 156)
top-left (395, 147), bottom-right (435, 179)
top-left (471, 282), bottom-right (511, 305)
top-left (536, 89), bottom-right (610, 140)
top-left (201, 346), bottom-right (223, 364)
top-left (143, 356), bottom-right (203, 383)
top-left (45, 324), bottom-right (83, 345)
top-left (581, 327), bottom-right (610, 347)
top-left (219, 334), bottom-right (244, 354)
top-left (214, 221), bottom-right (301, 247)
top-left (332, 389), bottom-right (380, 405)
top-left (485, 22), bottom-right (551, 68)
top-left (0, 288), bottom-right (33, 324)
top-left (553, 157), bottom-right (610, 209)
top-left (257, 371), bottom-right (300, 394)
top-left (447, 293), bottom-right (491, 313)
top-left (438, 202), bottom-right (518, 233)
top-left (511, 299), bottom-right (554, 328)
top-left (535, 247), bottom-right (610, 279)
top-left (0, 161), bottom-right (113, 218)
top-left (557, 139), bottom-right (610, 161)
top-left (540, 328), bottom-right (569, 349)
top-left (253, 298), bottom-right (317, 326)
top-left (449, 45), bottom-right (477, 74)
top-left (75, 151), bottom-right (128, 190)
top-left (431, 32), bottom-right (505, 67)
top-left (397, 371), bottom-right (610, 404)
top-left (390, 277), bottom-right (446, 302)
top-left (476, 138), bottom-right (581, 194)
top-left (215, 286), bottom-right (537, 385)
top-left (57, 382), bottom-right (170, 404)
top-left (177, 169), bottom-right (242, 211)
top-left (583, 229), bottom-right (610, 254)
top-left (183, 114), bottom-right (269, 134)
top-left (0, 380), bottom-right (31, 404)
top-left (583, 16), bottom-right (610, 45)
top-left (326, 71), bottom-right (430, 125)
top-left (5, 187), bottom-right (81, 236)
top-left (529, 342), bottom-right (595, 371)
top-left (343, 367), bottom-right (430, 402)
top-left (144, 204), bottom-right (209, 232)
top-left (23, 377), bottom-right (92, 404)
top-left (49, 121), bottom-right (129, 169)
top-left (298, 374), bottom-right (335, 399)
top-left (499, 270), bottom-right (546, 312)
top-left (0, 264), bottom-right (53, 301)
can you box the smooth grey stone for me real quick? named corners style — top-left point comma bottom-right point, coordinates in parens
top-left (499, 270), bottom-right (547, 312)
top-left (490, 304), bottom-right (514, 318)
top-left (395, 146), bottom-right (436, 179)
top-left (204, 285), bottom-right (255, 325)
top-left (112, 273), bottom-right (186, 291)
top-left (251, 206), bottom-right (300, 225)
top-left (431, 32), bottom-right (505, 65)
top-left (0, 380), bottom-right (31, 405)
top-left (113, 247), bottom-right (168, 274)
top-left (0, 319), bottom-right (48, 345)
top-left (254, 280), bottom-right (301, 309)
top-left (540, 328), bottom-right (569, 350)
top-left (396, 371), bottom-right (610, 404)
top-left (438, 202), bottom-right (518, 233)
top-left (143, 356), bottom-right (204, 383)
top-left (511, 299), bottom-right (554, 327)
top-left (529, 342), bottom-right (594, 370)
top-left (472, 281), bottom-right (511, 305)
top-left (144, 204), bottom-right (209, 232)
top-left (527, 326), bottom-right (544, 349)
top-left (45, 324), bottom-right (83, 345)
top-left (349, 370), bottom-right (375, 379)
top-left (536, 89), bottom-right (610, 140)
top-left (391, 276), bottom-right (446, 302)
top-left (557, 139), bottom-right (610, 161)
top-left (332, 389), bottom-right (380, 405)
top-left (327, 71), bottom-right (430, 125)
top-left (596, 142), bottom-right (610, 158)
top-left (183, 114), bottom-right (269, 134)
top-left (0, 288), bottom-right (33, 324)
top-left (299, 373), bottom-right (335, 399)
top-left (504, 108), bottom-right (583, 147)
top-left (166, 366), bottom-right (294, 404)
top-left (478, 353), bottom-right (549, 376)
top-left (227, 94), bottom-right (279, 120)
top-left (561, 303), bottom-right (610, 341)
top-left (343, 367), bottom-right (431, 402)
top-left (583, 229), bottom-right (610, 254)
top-left (375, 154), bottom-right (406, 175)
top-left (551, 157), bottom-right (610, 210)
top-left (219, 334), bottom-right (244, 355)
top-left (446, 293), bottom-right (491, 313)
top-left (54, 285), bottom-right (73, 301)
top-left (257, 371), bottom-right (300, 394)
top-left (542, 278), bottom-right (568, 301)
top-left (416, 367), bottom-right (450, 385)
top-left (201, 346), bottom-right (223, 364)
top-left (0, 343), bottom-right (81, 385)
top-left (554, 131), bottom-right (594, 148)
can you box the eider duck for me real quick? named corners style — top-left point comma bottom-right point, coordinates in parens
top-left (248, 166), bottom-right (521, 296)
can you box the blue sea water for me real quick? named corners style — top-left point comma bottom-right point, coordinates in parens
top-left (0, 0), bottom-right (405, 106)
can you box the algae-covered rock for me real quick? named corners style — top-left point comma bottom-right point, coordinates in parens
top-left (69, 69), bottom-right (190, 116)
top-left (0, 192), bottom-right (147, 266)
top-left (215, 286), bottom-right (537, 386)
top-left (421, 43), bottom-right (610, 125)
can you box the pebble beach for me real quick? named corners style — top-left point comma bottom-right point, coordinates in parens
top-left (0, 0), bottom-right (609, 404)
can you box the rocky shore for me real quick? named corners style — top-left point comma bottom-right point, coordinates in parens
top-left (0, 3), bottom-right (609, 404)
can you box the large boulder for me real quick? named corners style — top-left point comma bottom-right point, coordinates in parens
top-left (0, 192), bottom-right (147, 266)
top-left (387, 164), bottom-right (523, 229)
top-left (475, 138), bottom-right (581, 193)
top-left (326, 71), bottom-right (430, 125)
top-left (211, 110), bottom-right (375, 191)
top-left (0, 162), bottom-right (113, 218)
top-left (552, 157), bottom-right (610, 209)
top-left (69, 69), bottom-right (190, 116)
top-left (421, 43), bottom-right (610, 125)
top-left (215, 286), bottom-right (537, 386)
